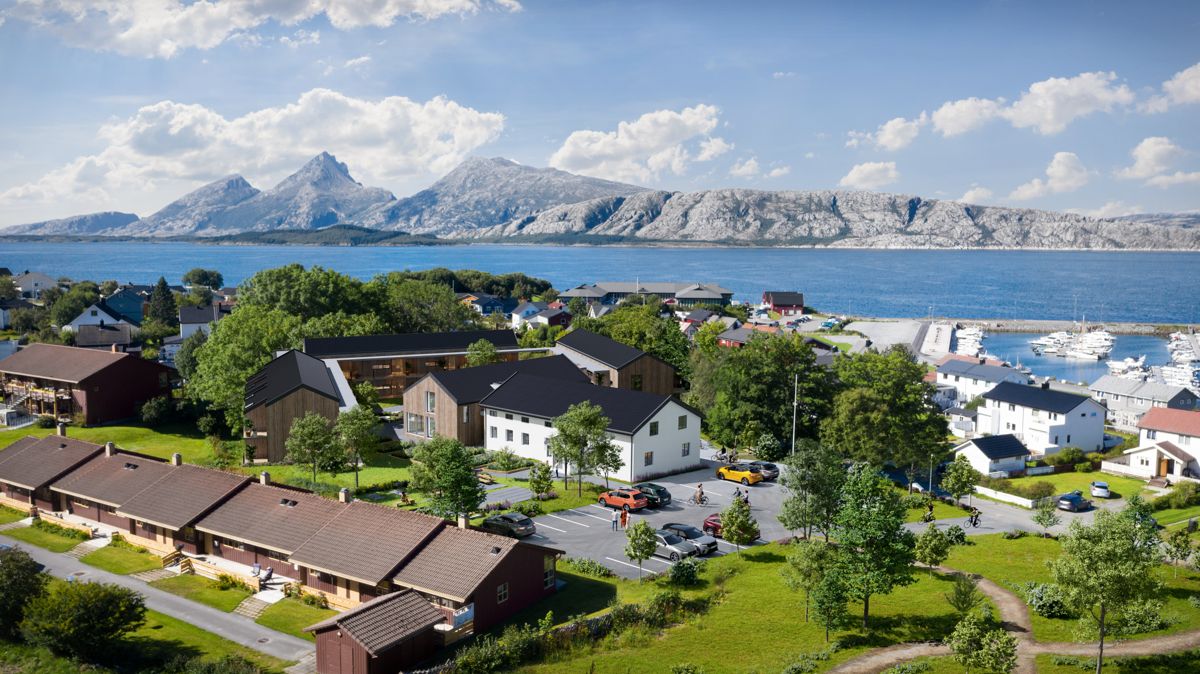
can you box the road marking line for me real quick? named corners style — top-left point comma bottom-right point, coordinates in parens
top-left (534, 522), bottom-right (567, 533)
top-left (547, 514), bottom-right (588, 528)
top-left (646, 557), bottom-right (671, 565)
top-left (604, 557), bottom-right (642, 570)
top-left (572, 509), bottom-right (611, 522)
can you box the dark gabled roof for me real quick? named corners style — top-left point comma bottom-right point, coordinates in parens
top-left (305, 591), bottom-right (444, 654)
top-left (424, 355), bottom-right (588, 404)
top-left (244, 350), bottom-right (340, 412)
top-left (0, 343), bottom-right (135, 383)
top-left (533, 308), bottom-right (566, 320)
top-left (763, 291), bottom-right (805, 306)
top-left (303, 330), bottom-right (519, 359)
top-left (1155, 441), bottom-right (1192, 463)
top-left (718, 327), bottom-right (756, 344)
top-left (290, 501), bottom-right (445, 586)
top-left (74, 323), bottom-right (133, 348)
top-left (982, 381), bottom-right (1091, 414)
top-left (684, 309), bottom-right (714, 322)
top-left (50, 451), bottom-right (173, 507)
top-left (178, 304), bottom-right (231, 325)
top-left (0, 298), bottom-right (33, 311)
top-left (511, 301), bottom-right (547, 316)
top-left (0, 268), bottom-right (11, 277)
top-left (938, 359), bottom-right (1025, 383)
top-left (0, 436), bottom-right (104, 490)
top-left (946, 407), bottom-right (978, 419)
top-left (556, 329), bottom-right (645, 369)
top-left (392, 526), bottom-right (518, 602)
top-left (959, 434), bottom-right (1029, 460)
top-left (195, 482), bottom-right (348, 555)
top-left (480, 372), bottom-right (691, 435)
top-left (117, 465), bottom-right (249, 530)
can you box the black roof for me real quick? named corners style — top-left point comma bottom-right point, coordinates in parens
top-left (479, 372), bottom-right (693, 435)
top-left (178, 304), bottom-right (231, 325)
top-left (946, 406), bottom-right (978, 419)
top-left (74, 323), bottom-right (133, 348)
top-left (764, 291), bottom-right (805, 306)
top-left (304, 330), bottom-right (519, 359)
top-left (962, 434), bottom-right (1029, 460)
top-left (245, 350), bottom-right (340, 411)
top-left (684, 309), bottom-right (714, 322)
top-left (556, 329), bottom-right (645, 369)
top-left (425, 355), bottom-right (588, 404)
top-left (0, 298), bottom-right (33, 311)
top-left (983, 381), bottom-right (1090, 414)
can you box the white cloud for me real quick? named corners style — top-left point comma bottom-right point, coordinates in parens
top-left (1008, 152), bottom-right (1089, 200)
top-left (803, 152), bottom-right (815, 159)
top-left (838, 161), bottom-right (899, 190)
top-left (1067, 201), bottom-right (1142, 218)
top-left (1116, 137), bottom-right (1182, 180)
top-left (1146, 171), bottom-right (1200, 188)
top-left (548, 104), bottom-right (723, 184)
top-left (766, 165), bottom-right (791, 178)
top-left (344, 55), bottom-right (372, 69)
top-left (846, 113), bottom-right (927, 151)
top-left (0, 88), bottom-right (505, 206)
top-left (932, 97), bottom-right (1003, 136)
top-left (1142, 62), bottom-right (1200, 113)
top-left (729, 157), bottom-right (760, 178)
top-left (1, 0), bottom-right (521, 58)
top-left (772, 71), bottom-right (796, 79)
top-left (1001, 71), bottom-right (1133, 135)
top-left (959, 186), bottom-right (993, 203)
top-left (696, 137), bottom-right (733, 161)
top-left (279, 29), bottom-right (320, 49)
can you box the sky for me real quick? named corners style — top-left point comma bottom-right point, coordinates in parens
top-left (0, 0), bottom-right (1198, 228)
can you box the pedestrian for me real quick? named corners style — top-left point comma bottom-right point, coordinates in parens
top-left (611, 508), bottom-right (619, 532)
top-left (620, 508), bottom-right (629, 530)
top-left (733, 486), bottom-right (742, 502)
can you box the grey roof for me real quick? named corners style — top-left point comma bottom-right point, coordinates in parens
top-left (0, 343), bottom-right (133, 383)
top-left (511, 301), bottom-right (547, 315)
top-left (304, 330), bottom-right (519, 359)
top-left (392, 526), bottom-right (518, 602)
top-left (117, 465), bottom-right (248, 530)
top-left (983, 382), bottom-right (1092, 414)
top-left (423, 355), bottom-right (588, 404)
top-left (0, 298), bottom-right (34, 311)
top-left (244, 350), bottom-right (340, 412)
top-left (763, 291), bottom-right (805, 306)
top-left (533, 308), bottom-right (566, 320)
top-left (960, 434), bottom-right (1029, 460)
top-left (84, 300), bottom-right (141, 326)
top-left (50, 451), bottom-right (173, 507)
top-left (938, 359), bottom-right (1026, 383)
top-left (1089, 375), bottom-right (1194, 402)
top-left (1155, 441), bottom-right (1193, 463)
top-left (683, 309), bottom-right (715, 322)
top-left (178, 304), bottom-right (231, 325)
top-left (0, 436), bottom-right (103, 490)
top-left (718, 327), bottom-right (757, 344)
top-left (561, 281), bottom-right (732, 298)
top-left (556, 329), bottom-right (645, 369)
top-left (195, 482), bottom-right (348, 554)
top-left (946, 407), bottom-right (978, 419)
top-left (290, 501), bottom-right (445, 585)
top-left (74, 323), bottom-right (133, 348)
top-left (305, 591), bottom-right (444, 654)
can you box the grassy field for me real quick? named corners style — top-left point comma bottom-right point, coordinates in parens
top-left (944, 533), bottom-right (1200, 643)
top-left (237, 446), bottom-right (413, 492)
top-left (81, 544), bottom-right (162, 575)
top-left (1155, 503), bottom-right (1200, 527)
top-left (150, 574), bottom-right (253, 612)
top-left (1003, 471), bottom-right (1151, 500)
top-left (1, 524), bottom-right (85, 553)
top-left (256, 598), bottom-right (338, 641)
top-left (893, 487), bottom-right (967, 523)
top-left (1035, 651), bottom-right (1200, 674)
top-left (0, 504), bottom-right (27, 525)
top-left (0, 422), bottom-right (213, 464)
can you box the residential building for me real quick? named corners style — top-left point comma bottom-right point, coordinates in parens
top-left (762, 291), bottom-right (805, 316)
top-left (1088, 375), bottom-right (1198, 432)
top-left (303, 330), bottom-right (526, 400)
top-left (457, 292), bottom-right (514, 317)
top-left (560, 281), bottom-right (734, 307)
top-left (0, 299), bottom-right (34, 329)
top-left (681, 308), bottom-right (715, 325)
top-left (528, 307), bottom-right (571, 329)
top-left (0, 343), bottom-right (171, 425)
top-left (50, 444), bottom-right (176, 532)
top-left (946, 407), bottom-right (978, 438)
top-left (62, 300), bottom-right (141, 334)
top-left (935, 359), bottom-right (1031, 406)
top-left (1138, 406), bottom-right (1200, 447)
top-left (479, 373), bottom-right (702, 482)
top-left (401, 355), bottom-right (588, 445)
top-left (12, 271), bottom-right (57, 300)
top-left (244, 350), bottom-right (354, 463)
top-left (953, 434), bottom-right (1030, 476)
top-left (102, 284), bottom-right (184, 324)
top-left (115, 463), bottom-right (250, 554)
top-left (510, 301), bottom-right (547, 329)
top-left (976, 381), bottom-right (1106, 456)
top-left (554, 328), bottom-right (678, 395)
top-left (179, 303), bottom-right (232, 338)
top-left (1101, 408), bottom-right (1200, 482)
top-left (306, 591), bottom-right (445, 674)
top-left (73, 324), bottom-right (135, 352)
top-left (0, 434), bottom-right (103, 512)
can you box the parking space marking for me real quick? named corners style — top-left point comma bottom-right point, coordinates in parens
top-left (534, 521), bottom-right (567, 533)
top-left (572, 508), bottom-right (611, 522)
top-left (646, 557), bottom-right (671, 565)
top-left (604, 557), bottom-right (642, 570)
top-left (547, 514), bottom-right (589, 528)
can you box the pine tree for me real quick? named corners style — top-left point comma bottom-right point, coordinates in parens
top-left (146, 276), bottom-right (179, 328)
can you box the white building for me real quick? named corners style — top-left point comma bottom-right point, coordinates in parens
top-left (179, 304), bottom-right (232, 338)
top-left (953, 434), bottom-right (1029, 476)
top-left (1101, 407), bottom-right (1200, 482)
top-left (936, 359), bottom-right (1031, 406)
top-left (478, 372), bottom-right (702, 482)
top-left (1088, 375), bottom-right (1198, 432)
top-left (946, 407), bottom-right (978, 439)
top-left (0, 299), bottom-right (34, 329)
top-left (510, 302), bottom-right (547, 330)
top-left (62, 301), bottom-right (140, 334)
top-left (976, 381), bottom-right (1106, 457)
top-left (12, 271), bottom-right (56, 299)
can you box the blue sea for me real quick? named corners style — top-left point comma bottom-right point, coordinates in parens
top-left (975, 332), bottom-right (1173, 385)
top-left (1, 241), bottom-right (1197, 324)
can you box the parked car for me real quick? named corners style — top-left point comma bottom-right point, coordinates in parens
top-left (1089, 481), bottom-right (1111, 498)
top-left (662, 522), bottom-right (719, 555)
top-left (598, 488), bottom-right (649, 511)
top-left (716, 463), bottom-right (764, 486)
top-left (702, 513), bottom-right (760, 541)
top-left (632, 482), bottom-right (672, 508)
top-left (480, 513), bottom-right (536, 538)
top-left (1057, 490), bottom-right (1091, 512)
top-left (748, 461), bottom-right (779, 481)
top-left (653, 530), bottom-right (698, 561)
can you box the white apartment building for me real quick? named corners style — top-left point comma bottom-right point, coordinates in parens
top-left (935, 359), bottom-right (1031, 406)
top-left (976, 381), bottom-right (1105, 456)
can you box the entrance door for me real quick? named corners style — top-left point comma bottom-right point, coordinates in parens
top-left (339, 642), bottom-right (354, 674)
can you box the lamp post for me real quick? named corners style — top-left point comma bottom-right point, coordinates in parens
top-left (790, 372), bottom-right (798, 455)
top-left (928, 452), bottom-right (935, 496)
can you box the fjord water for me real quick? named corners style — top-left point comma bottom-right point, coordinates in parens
top-left (1, 241), bottom-right (1197, 324)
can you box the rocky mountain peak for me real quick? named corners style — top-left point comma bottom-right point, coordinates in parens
top-left (275, 151), bottom-right (360, 192)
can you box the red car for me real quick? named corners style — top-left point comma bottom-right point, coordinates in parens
top-left (598, 488), bottom-right (649, 511)
top-left (702, 513), bottom-right (760, 540)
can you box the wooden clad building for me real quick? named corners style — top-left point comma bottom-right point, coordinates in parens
top-left (244, 350), bottom-right (344, 463)
top-left (0, 434), bottom-right (103, 512)
top-left (306, 591), bottom-right (444, 674)
top-left (50, 445), bottom-right (176, 532)
top-left (553, 329), bottom-right (679, 396)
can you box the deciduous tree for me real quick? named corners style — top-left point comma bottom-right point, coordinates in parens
top-left (528, 461), bottom-right (553, 499)
top-left (781, 539), bottom-right (835, 621)
top-left (335, 405), bottom-right (379, 491)
top-left (625, 519), bottom-right (657, 579)
top-left (0, 547), bottom-right (47, 638)
top-left (548, 402), bottom-right (618, 496)
top-left (240, 264), bottom-right (373, 319)
top-left (1165, 528), bottom-right (1194, 578)
top-left (942, 454), bottom-right (982, 505)
top-left (1032, 500), bottom-right (1062, 538)
top-left (914, 523), bottom-right (951, 574)
top-left (21, 581), bottom-right (146, 661)
top-left (0, 276), bottom-right (18, 301)
top-left (720, 495), bottom-right (757, 554)
top-left (375, 275), bottom-right (477, 333)
top-left (779, 439), bottom-right (845, 541)
top-left (182, 268), bottom-right (224, 289)
top-left (811, 573), bottom-right (849, 642)
top-left (285, 412), bottom-right (338, 484)
top-left (945, 609), bottom-right (1017, 674)
top-left (944, 573), bottom-right (984, 619)
top-left (415, 437), bottom-right (487, 523)
top-left (174, 330), bottom-right (207, 381)
top-left (466, 339), bottom-right (501, 367)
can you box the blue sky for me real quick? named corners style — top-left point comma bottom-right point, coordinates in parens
top-left (0, 0), bottom-right (1197, 227)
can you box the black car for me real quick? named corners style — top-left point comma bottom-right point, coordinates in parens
top-left (481, 513), bottom-right (536, 538)
top-left (633, 483), bottom-right (672, 507)
top-left (748, 461), bottom-right (779, 480)
top-left (662, 522), bottom-right (719, 555)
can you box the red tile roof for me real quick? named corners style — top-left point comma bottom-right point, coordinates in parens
top-left (1138, 407), bottom-right (1200, 438)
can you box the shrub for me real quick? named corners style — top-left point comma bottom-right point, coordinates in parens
top-left (1022, 582), bottom-right (1073, 619)
top-left (563, 557), bottom-right (616, 578)
top-left (216, 574), bottom-right (253, 593)
top-left (645, 589), bottom-right (684, 626)
top-left (882, 663), bottom-right (932, 674)
top-left (1026, 481), bottom-right (1057, 500)
top-left (486, 449), bottom-right (530, 472)
top-left (1003, 529), bottom-right (1028, 540)
top-left (900, 493), bottom-right (927, 510)
top-left (667, 557), bottom-right (702, 587)
top-left (451, 634), bottom-right (508, 673)
top-left (1046, 446), bottom-right (1085, 466)
top-left (139, 395), bottom-right (174, 427)
top-left (36, 415), bottom-right (57, 429)
top-left (1074, 462), bottom-right (1094, 473)
top-left (20, 580), bottom-right (146, 660)
top-left (608, 602), bottom-right (644, 629)
top-left (513, 501), bottom-right (543, 517)
top-left (1168, 481), bottom-right (1200, 510)
top-left (944, 524), bottom-right (967, 546)
top-left (498, 623), bottom-right (542, 664)
top-left (1188, 595), bottom-right (1200, 610)
top-left (0, 546), bottom-right (48, 638)
top-left (109, 534), bottom-right (147, 553)
top-left (196, 414), bottom-right (223, 437)
top-left (1111, 599), bottom-right (1174, 636)
top-left (302, 592), bottom-right (330, 609)
top-left (672, 665), bottom-right (705, 674)
top-left (31, 519), bottom-right (90, 541)
top-left (159, 655), bottom-right (270, 674)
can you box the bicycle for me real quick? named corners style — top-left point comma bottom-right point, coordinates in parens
top-left (686, 494), bottom-right (710, 506)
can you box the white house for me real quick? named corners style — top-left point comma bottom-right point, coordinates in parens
top-left (953, 434), bottom-right (1029, 476)
top-left (936, 359), bottom-right (1031, 406)
top-left (13, 271), bottom-right (57, 300)
top-left (179, 304), bottom-right (232, 338)
top-left (0, 299), bottom-right (34, 329)
top-left (510, 301), bottom-right (547, 329)
top-left (1088, 375), bottom-right (1197, 432)
top-left (975, 381), bottom-right (1106, 457)
top-left (1101, 407), bottom-right (1200, 482)
top-left (62, 301), bottom-right (140, 334)
top-left (478, 372), bottom-right (702, 482)
top-left (946, 407), bottom-right (978, 439)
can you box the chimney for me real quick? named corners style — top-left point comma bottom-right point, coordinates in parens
top-left (171, 453), bottom-right (183, 466)
top-left (56, 422), bottom-right (67, 437)
top-left (259, 471), bottom-right (271, 486)
top-left (457, 515), bottom-right (468, 529)
top-left (337, 487), bottom-right (351, 503)
top-left (104, 442), bottom-right (116, 457)
top-left (111, 343), bottom-right (119, 353)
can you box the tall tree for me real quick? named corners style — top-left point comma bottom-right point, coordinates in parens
top-left (20, 581), bottom-right (146, 661)
top-left (720, 495), bottom-right (757, 554)
top-left (594, 303), bottom-right (691, 375)
top-left (528, 461), bottom-right (553, 499)
top-left (0, 547), bottom-right (48, 638)
top-left (466, 339), bottom-right (501, 367)
top-left (335, 405), bottom-right (379, 491)
top-left (941, 454), bottom-right (982, 506)
top-left (285, 412), bottom-right (337, 484)
top-left (811, 573), bottom-right (849, 643)
top-left (1164, 528), bottom-right (1194, 578)
top-left (240, 264), bottom-right (373, 320)
top-left (781, 539), bottom-right (835, 621)
top-left (1051, 508), bottom-right (1163, 674)
top-left (625, 519), bottom-right (657, 580)
top-left (182, 268), bottom-right (224, 289)
top-left (48, 281), bottom-right (98, 327)
top-left (834, 463), bottom-right (916, 627)
top-left (780, 439), bottom-right (845, 541)
top-left (683, 321), bottom-right (728, 411)
top-left (945, 609), bottom-right (1018, 674)
top-left (820, 387), bottom-right (894, 464)
top-left (547, 401), bottom-right (618, 496)
top-left (375, 275), bottom-right (477, 333)
top-left (417, 437), bottom-right (486, 523)
top-left (146, 276), bottom-right (179, 327)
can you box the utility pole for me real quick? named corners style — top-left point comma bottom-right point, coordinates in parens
top-left (928, 452), bottom-right (934, 495)
top-left (790, 372), bottom-right (798, 455)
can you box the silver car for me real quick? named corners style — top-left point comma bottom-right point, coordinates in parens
top-left (1089, 481), bottom-right (1111, 498)
top-left (653, 530), bottom-right (698, 561)
top-left (662, 523), bottom-right (719, 555)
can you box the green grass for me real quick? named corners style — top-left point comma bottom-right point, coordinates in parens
top-left (811, 335), bottom-right (854, 352)
top-left (0, 504), bottom-right (27, 525)
top-left (1, 524), bottom-right (85, 552)
top-left (1036, 651), bottom-right (1200, 674)
top-left (894, 487), bottom-right (967, 523)
top-left (150, 574), bottom-right (254, 613)
top-left (256, 598), bottom-right (337, 642)
top-left (0, 422), bottom-right (212, 464)
top-left (81, 544), bottom-right (162, 575)
top-left (1154, 503), bottom-right (1200, 527)
top-left (237, 446), bottom-right (413, 492)
top-left (1003, 471), bottom-right (1151, 500)
top-left (133, 609), bottom-right (291, 672)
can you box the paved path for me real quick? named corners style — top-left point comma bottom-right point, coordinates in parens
top-left (0, 531), bottom-right (314, 664)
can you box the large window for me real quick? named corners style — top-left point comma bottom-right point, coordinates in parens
top-left (407, 413), bottom-right (425, 436)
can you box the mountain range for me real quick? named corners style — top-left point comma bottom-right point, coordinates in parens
top-left (5, 153), bottom-right (1199, 250)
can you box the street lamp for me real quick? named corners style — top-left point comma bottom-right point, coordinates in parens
top-left (790, 372), bottom-right (798, 455)
top-left (928, 452), bottom-right (935, 495)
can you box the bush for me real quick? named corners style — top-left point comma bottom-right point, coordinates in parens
top-left (672, 665), bottom-right (705, 674)
top-left (667, 557), bottom-right (702, 587)
top-left (513, 501), bottom-right (543, 517)
top-left (944, 524), bottom-right (967, 546)
top-left (158, 655), bottom-right (270, 674)
top-left (20, 580), bottom-right (147, 660)
top-left (31, 519), bottom-right (90, 541)
top-left (979, 476), bottom-right (1055, 500)
top-left (451, 634), bottom-right (508, 673)
top-left (1111, 599), bottom-right (1174, 636)
top-left (1188, 595), bottom-right (1200, 610)
top-left (216, 574), bottom-right (253, 593)
top-left (302, 592), bottom-right (330, 609)
top-left (1003, 529), bottom-right (1028, 540)
top-left (882, 663), bottom-right (932, 674)
top-left (1046, 446), bottom-right (1085, 466)
top-left (645, 589), bottom-right (684, 626)
top-left (563, 557), bottom-right (616, 578)
top-left (36, 415), bottom-right (57, 429)
top-left (196, 414), bottom-right (223, 437)
top-left (1074, 462), bottom-right (1094, 473)
top-left (486, 449), bottom-right (531, 472)
top-left (900, 493), bottom-right (927, 510)
top-left (139, 395), bottom-right (174, 427)
top-left (0, 546), bottom-right (48, 638)
top-left (608, 602), bottom-right (644, 629)
top-left (1168, 481), bottom-right (1200, 510)
top-left (1022, 582), bottom-right (1073, 619)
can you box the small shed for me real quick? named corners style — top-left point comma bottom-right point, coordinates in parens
top-left (306, 590), bottom-right (444, 674)
top-left (953, 434), bottom-right (1029, 476)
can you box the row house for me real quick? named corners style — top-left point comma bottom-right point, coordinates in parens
top-left (1088, 375), bottom-right (1198, 433)
top-left (560, 281), bottom-right (734, 307)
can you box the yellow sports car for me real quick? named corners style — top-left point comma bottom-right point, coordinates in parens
top-left (715, 464), bottom-right (764, 485)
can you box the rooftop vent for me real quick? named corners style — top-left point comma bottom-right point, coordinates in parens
top-left (279, 498), bottom-right (298, 508)
top-left (490, 546), bottom-right (502, 555)
top-left (123, 463), bottom-right (138, 470)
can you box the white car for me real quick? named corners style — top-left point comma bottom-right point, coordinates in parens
top-left (1089, 481), bottom-right (1111, 498)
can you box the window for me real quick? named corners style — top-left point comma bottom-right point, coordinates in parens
top-left (678, 415), bottom-right (688, 430)
top-left (631, 374), bottom-right (643, 391)
top-left (1066, 434), bottom-right (1070, 443)
top-left (544, 421), bottom-right (551, 428)
top-left (644, 451), bottom-right (654, 466)
top-left (90, 309), bottom-right (97, 316)
top-left (490, 426), bottom-right (498, 439)
top-left (407, 413), bottom-right (425, 436)
top-left (1008, 404), bottom-right (1016, 412)
top-left (954, 375), bottom-right (960, 382)
top-left (489, 410), bottom-right (497, 417)
top-left (543, 556), bottom-right (556, 589)
top-left (497, 582), bottom-right (509, 604)
top-left (522, 433), bottom-right (530, 446)
top-left (427, 417), bottom-right (437, 438)
top-left (506, 429), bottom-right (514, 442)
top-left (681, 442), bottom-right (690, 456)
top-left (1053, 435), bottom-right (1059, 444)
top-left (649, 421), bottom-right (659, 436)
top-left (505, 414), bottom-right (513, 420)
top-left (426, 391), bottom-right (436, 413)
top-left (521, 417), bottom-right (529, 424)
top-left (463, 407), bottom-right (470, 423)
top-left (1147, 430), bottom-right (1157, 439)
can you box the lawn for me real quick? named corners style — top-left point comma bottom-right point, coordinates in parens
top-left (1154, 503), bottom-right (1200, 527)
top-left (1036, 651), bottom-right (1200, 674)
top-left (1, 524), bottom-right (86, 553)
top-left (518, 544), bottom-right (982, 674)
top-left (237, 446), bottom-right (413, 492)
top-left (131, 609), bottom-right (291, 672)
top-left (1003, 471), bottom-right (1151, 500)
top-left (81, 544), bottom-right (162, 575)
top-left (0, 422), bottom-right (212, 464)
top-left (0, 504), bottom-right (27, 525)
top-left (893, 487), bottom-right (967, 523)
top-left (256, 598), bottom-right (337, 641)
top-left (944, 533), bottom-right (1200, 643)
top-left (150, 574), bottom-right (254, 612)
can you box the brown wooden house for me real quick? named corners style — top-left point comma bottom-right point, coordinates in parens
top-left (400, 355), bottom-right (588, 445)
top-left (0, 434), bottom-right (103, 513)
top-left (244, 350), bottom-right (345, 463)
top-left (50, 445), bottom-right (176, 531)
top-left (0, 343), bottom-right (171, 425)
top-left (306, 591), bottom-right (445, 674)
top-left (115, 464), bottom-right (249, 554)
top-left (553, 329), bottom-right (679, 396)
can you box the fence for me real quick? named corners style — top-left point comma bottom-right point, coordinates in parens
top-left (974, 485), bottom-right (1054, 509)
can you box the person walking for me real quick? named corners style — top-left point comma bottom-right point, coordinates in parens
top-left (611, 507), bottom-right (619, 532)
top-left (620, 508), bottom-right (629, 530)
